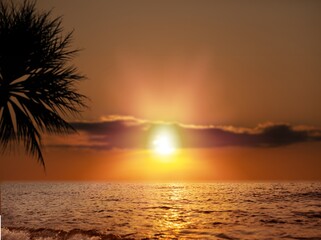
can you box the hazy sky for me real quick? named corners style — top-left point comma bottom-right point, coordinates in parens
top-left (1, 0), bottom-right (321, 181)
top-left (36, 0), bottom-right (321, 126)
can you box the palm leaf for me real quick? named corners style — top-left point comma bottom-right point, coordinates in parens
top-left (0, 0), bottom-right (87, 168)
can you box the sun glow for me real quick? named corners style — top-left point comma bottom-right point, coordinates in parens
top-left (150, 125), bottom-right (180, 156)
top-left (153, 134), bottom-right (175, 155)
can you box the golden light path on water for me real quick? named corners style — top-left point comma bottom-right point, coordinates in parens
top-left (156, 183), bottom-right (193, 237)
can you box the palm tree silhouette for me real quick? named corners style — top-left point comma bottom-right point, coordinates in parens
top-left (0, 1), bottom-right (86, 168)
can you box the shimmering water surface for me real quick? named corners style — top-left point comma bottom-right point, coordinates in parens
top-left (1, 182), bottom-right (321, 239)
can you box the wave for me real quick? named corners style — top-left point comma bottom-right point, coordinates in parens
top-left (292, 211), bottom-right (321, 219)
top-left (290, 191), bottom-right (321, 200)
top-left (1, 227), bottom-right (134, 240)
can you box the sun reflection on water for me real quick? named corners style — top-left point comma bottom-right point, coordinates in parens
top-left (153, 183), bottom-right (192, 238)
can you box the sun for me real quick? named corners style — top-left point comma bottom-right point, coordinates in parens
top-left (153, 134), bottom-right (175, 155)
top-left (150, 125), bottom-right (179, 156)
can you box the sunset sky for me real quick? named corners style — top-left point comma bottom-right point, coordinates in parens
top-left (1, 0), bottom-right (321, 181)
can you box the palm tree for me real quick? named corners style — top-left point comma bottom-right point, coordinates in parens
top-left (0, 1), bottom-right (86, 168)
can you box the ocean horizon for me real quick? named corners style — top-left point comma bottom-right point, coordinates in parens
top-left (1, 182), bottom-right (321, 239)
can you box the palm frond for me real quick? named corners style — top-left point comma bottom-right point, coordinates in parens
top-left (0, 0), bottom-right (87, 168)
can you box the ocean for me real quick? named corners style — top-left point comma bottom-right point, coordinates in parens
top-left (1, 182), bottom-right (321, 239)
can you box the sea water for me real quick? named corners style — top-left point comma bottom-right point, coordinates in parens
top-left (1, 182), bottom-right (321, 239)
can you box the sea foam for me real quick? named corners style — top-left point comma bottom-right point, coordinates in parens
top-left (2, 227), bottom-right (125, 240)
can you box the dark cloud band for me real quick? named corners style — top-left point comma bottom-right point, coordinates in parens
top-left (49, 116), bottom-right (321, 150)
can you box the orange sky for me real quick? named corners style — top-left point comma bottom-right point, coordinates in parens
top-left (2, 142), bottom-right (321, 181)
top-left (1, 0), bottom-right (321, 181)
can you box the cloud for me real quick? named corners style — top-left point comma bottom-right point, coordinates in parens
top-left (181, 122), bottom-right (320, 148)
top-left (46, 115), bottom-right (321, 150)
